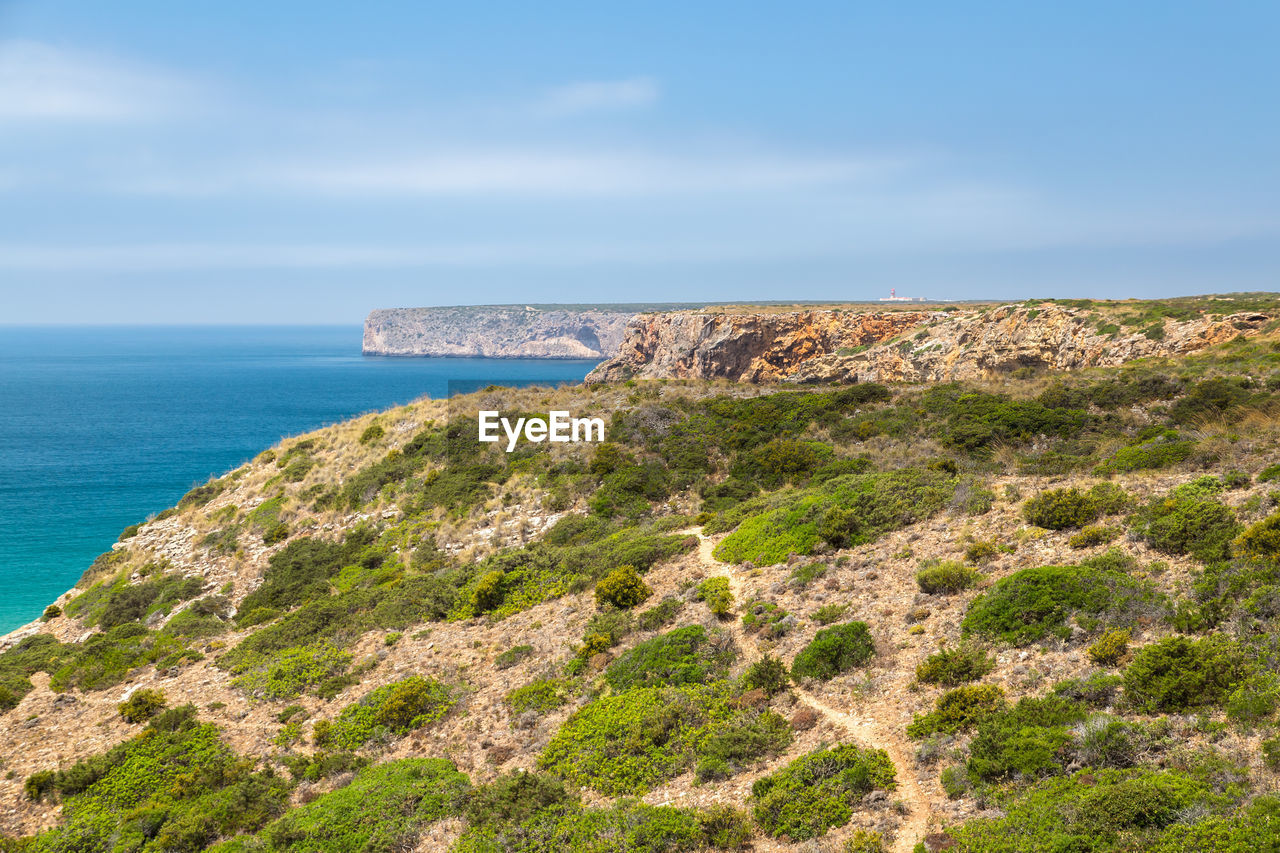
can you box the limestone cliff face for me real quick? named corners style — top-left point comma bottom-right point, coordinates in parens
top-left (363, 306), bottom-right (636, 358)
top-left (588, 304), bottom-right (1272, 384)
top-left (586, 310), bottom-right (930, 383)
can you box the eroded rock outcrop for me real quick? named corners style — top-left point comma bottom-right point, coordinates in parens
top-left (586, 310), bottom-right (930, 383)
top-left (587, 304), bottom-right (1272, 384)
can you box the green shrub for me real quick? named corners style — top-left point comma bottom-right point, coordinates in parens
top-left (698, 577), bottom-right (733, 617)
top-left (1264, 738), bottom-right (1280, 770)
top-left (279, 750), bottom-right (368, 783)
top-left (1096, 431), bottom-right (1196, 474)
top-left (730, 438), bottom-right (835, 488)
top-left (845, 830), bottom-right (886, 853)
top-left (324, 676), bottom-right (455, 750)
top-left (228, 642), bottom-right (353, 700)
top-left (1235, 511), bottom-right (1280, 563)
top-left (606, 625), bottom-right (736, 691)
top-left (539, 685), bottom-right (788, 796)
top-left (740, 599), bottom-right (793, 638)
top-left (463, 770), bottom-right (572, 831)
top-left (916, 644), bottom-right (995, 686)
top-left (1132, 492), bottom-right (1239, 563)
top-left (789, 561), bottom-right (828, 587)
top-left (262, 522), bottom-right (290, 545)
top-left (791, 621), bottom-right (875, 682)
top-left (455, 793), bottom-right (750, 853)
top-left (713, 466), bottom-right (956, 565)
top-left (965, 695), bottom-right (1086, 781)
top-left (1070, 524), bottom-right (1120, 548)
top-left (495, 644), bottom-right (534, 670)
top-left (812, 603), bottom-right (848, 624)
top-left (742, 655), bottom-right (790, 696)
top-left (700, 478), bottom-right (759, 513)
top-left (916, 561), bottom-right (980, 594)
top-left (1087, 629), bottom-right (1131, 667)
top-left (1023, 483), bottom-right (1131, 530)
top-left (118, 688), bottom-right (166, 723)
top-left (750, 744), bottom-right (895, 841)
top-left (358, 424), bottom-right (385, 444)
top-left (1225, 672), bottom-right (1280, 727)
top-left (40, 605), bottom-right (61, 621)
top-left (506, 678), bottom-right (572, 715)
top-left (923, 386), bottom-right (1087, 453)
top-left (964, 540), bottom-right (1001, 564)
top-left (455, 524), bottom-right (695, 619)
top-left (1123, 636), bottom-right (1251, 712)
top-left (907, 684), bottom-right (1007, 738)
top-left (1053, 672), bottom-right (1124, 707)
top-left (178, 478), bottom-right (226, 510)
top-left (1170, 377), bottom-right (1255, 424)
top-left (594, 565), bottom-right (651, 609)
top-left (257, 758), bottom-right (469, 851)
top-left (636, 596), bottom-right (684, 630)
top-left (24, 769), bottom-right (56, 803)
top-left (589, 462), bottom-right (672, 518)
top-left (940, 765), bottom-right (969, 799)
top-left (31, 706), bottom-right (290, 848)
top-left (1024, 487), bottom-right (1100, 530)
top-left (1260, 463), bottom-right (1280, 483)
top-left (962, 559), bottom-right (1161, 646)
top-left (946, 768), bottom-right (1232, 852)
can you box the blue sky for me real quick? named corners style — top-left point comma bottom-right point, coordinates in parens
top-left (1, 0), bottom-right (1277, 323)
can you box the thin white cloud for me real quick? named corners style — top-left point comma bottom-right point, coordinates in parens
top-left (228, 150), bottom-right (908, 197)
top-left (0, 241), bottom-right (781, 271)
top-left (0, 40), bottom-right (194, 121)
top-left (532, 77), bottom-right (659, 117)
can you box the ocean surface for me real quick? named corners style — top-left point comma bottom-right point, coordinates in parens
top-left (0, 326), bottom-right (598, 634)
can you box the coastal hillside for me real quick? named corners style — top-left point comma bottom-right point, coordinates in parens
top-left (3, 299), bottom-right (1280, 851)
top-left (587, 295), bottom-right (1278, 383)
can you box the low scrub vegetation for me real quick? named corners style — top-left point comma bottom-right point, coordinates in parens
top-left (790, 621), bottom-right (875, 681)
top-left (750, 744), bottom-right (896, 841)
top-left (962, 554), bottom-right (1163, 646)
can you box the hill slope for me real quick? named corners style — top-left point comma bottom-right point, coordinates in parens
top-left (4, 304), bottom-right (1280, 852)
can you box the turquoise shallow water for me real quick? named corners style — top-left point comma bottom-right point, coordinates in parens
top-left (0, 326), bottom-right (597, 633)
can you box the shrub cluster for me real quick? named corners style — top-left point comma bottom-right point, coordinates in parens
top-left (712, 466), bottom-right (956, 565)
top-left (1122, 636), bottom-right (1251, 712)
top-left (697, 577), bottom-right (734, 617)
top-left (1131, 488), bottom-right (1239, 563)
top-left (505, 678), bottom-right (572, 715)
top-left (790, 621), bottom-right (875, 682)
top-left (25, 706), bottom-right (290, 847)
top-left (538, 685), bottom-right (789, 796)
top-left (1022, 483), bottom-right (1131, 530)
top-left (594, 565), bottom-right (651, 609)
top-left (907, 684), bottom-right (1007, 738)
top-left (962, 556), bottom-right (1162, 646)
top-left (605, 625), bottom-right (736, 691)
top-left (916, 560), bottom-right (980, 594)
top-left (750, 744), bottom-right (896, 841)
top-left (117, 688), bottom-right (166, 723)
top-left (916, 644), bottom-right (996, 686)
top-left (314, 676), bottom-right (455, 751)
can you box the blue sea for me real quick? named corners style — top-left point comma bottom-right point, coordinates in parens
top-left (0, 326), bottom-right (598, 634)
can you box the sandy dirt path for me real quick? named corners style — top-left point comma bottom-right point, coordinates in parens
top-left (683, 528), bottom-right (933, 853)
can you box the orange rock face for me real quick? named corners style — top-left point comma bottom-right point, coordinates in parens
top-left (587, 306), bottom-right (1272, 384)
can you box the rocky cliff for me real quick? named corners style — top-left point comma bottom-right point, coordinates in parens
top-left (587, 303), bottom-right (1273, 383)
top-left (363, 306), bottom-right (639, 358)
